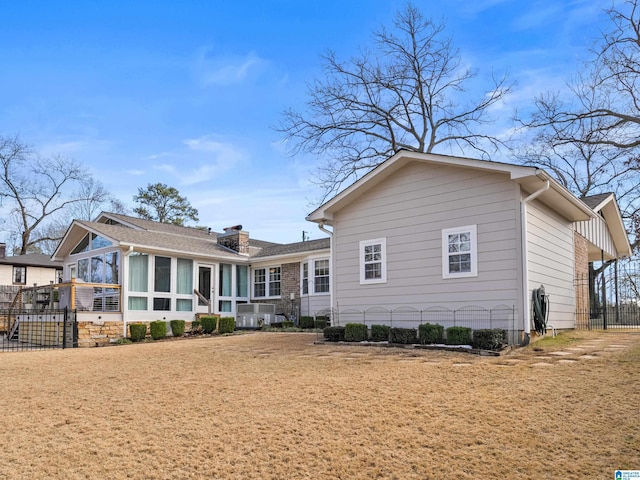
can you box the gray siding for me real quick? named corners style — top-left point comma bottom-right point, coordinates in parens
top-left (526, 200), bottom-right (576, 328)
top-left (333, 161), bottom-right (521, 313)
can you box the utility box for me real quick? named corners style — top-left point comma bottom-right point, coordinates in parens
top-left (236, 303), bottom-right (276, 328)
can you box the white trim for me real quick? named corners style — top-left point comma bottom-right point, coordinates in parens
top-left (359, 238), bottom-right (387, 284)
top-left (442, 225), bottom-right (478, 279)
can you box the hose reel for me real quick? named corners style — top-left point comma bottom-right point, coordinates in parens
top-left (532, 285), bottom-right (549, 336)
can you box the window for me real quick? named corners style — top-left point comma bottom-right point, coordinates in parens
top-left (91, 255), bottom-right (104, 283)
top-left (359, 238), bottom-right (387, 284)
top-left (253, 266), bottom-right (281, 297)
top-left (154, 256), bottom-right (171, 293)
top-left (176, 258), bottom-right (193, 294)
top-left (442, 225), bottom-right (478, 279)
top-left (77, 258), bottom-right (90, 282)
top-left (314, 259), bottom-right (329, 293)
top-left (219, 263), bottom-right (232, 296)
top-left (105, 252), bottom-right (119, 284)
top-left (236, 265), bottom-right (248, 298)
top-left (13, 266), bottom-right (26, 285)
top-left (129, 253), bottom-right (149, 292)
top-left (302, 262), bottom-right (309, 294)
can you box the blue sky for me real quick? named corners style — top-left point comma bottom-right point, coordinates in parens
top-left (0, 0), bottom-right (611, 244)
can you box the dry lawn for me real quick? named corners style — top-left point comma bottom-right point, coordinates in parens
top-left (0, 331), bottom-right (638, 479)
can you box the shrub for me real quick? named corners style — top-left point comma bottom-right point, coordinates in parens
top-left (190, 320), bottom-right (202, 334)
top-left (219, 317), bottom-right (236, 334)
top-left (323, 326), bottom-right (345, 342)
top-left (299, 316), bottom-right (315, 329)
top-left (150, 320), bottom-right (167, 340)
top-left (389, 327), bottom-right (418, 344)
top-left (282, 320), bottom-right (295, 328)
top-left (472, 329), bottom-right (506, 351)
top-left (170, 319), bottom-right (186, 337)
top-left (200, 316), bottom-right (218, 334)
top-left (314, 316), bottom-right (329, 329)
top-left (418, 323), bottom-right (445, 344)
top-left (129, 323), bottom-right (147, 342)
top-left (445, 326), bottom-right (473, 345)
top-left (370, 324), bottom-right (390, 342)
top-left (345, 323), bottom-right (368, 342)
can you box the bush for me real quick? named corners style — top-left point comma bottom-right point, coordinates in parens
top-left (200, 316), bottom-right (218, 334)
top-left (345, 323), bottom-right (368, 342)
top-left (370, 324), bottom-right (390, 342)
top-left (170, 319), bottom-right (186, 337)
top-left (282, 320), bottom-right (295, 328)
top-left (299, 316), bottom-right (315, 329)
top-left (418, 323), bottom-right (445, 344)
top-left (323, 326), bottom-right (345, 342)
top-left (314, 316), bottom-right (329, 329)
top-left (389, 327), bottom-right (418, 344)
top-left (472, 329), bottom-right (506, 351)
top-left (190, 320), bottom-right (202, 334)
top-left (150, 320), bottom-right (167, 340)
top-left (219, 317), bottom-right (236, 334)
top-left (129, 323), bottom-right (147, 342)
top-left (445, 326), bottom-right (473, 345)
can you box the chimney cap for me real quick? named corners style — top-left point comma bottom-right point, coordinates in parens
top-left (223, 224), bottom-right (243, 232)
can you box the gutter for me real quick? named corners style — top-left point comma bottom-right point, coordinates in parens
top-left (521, 176), bottom-right (550, 343)
top-left (122, 245), bottom-right (135, 339)
top-left (318, 223), bottom-right (335, 316)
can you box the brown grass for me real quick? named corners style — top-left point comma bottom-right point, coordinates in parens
top-left (0, 331), bottom-right (639, 479)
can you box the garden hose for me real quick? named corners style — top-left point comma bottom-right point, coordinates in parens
top-left (532, 285), bottom-right (549, 335)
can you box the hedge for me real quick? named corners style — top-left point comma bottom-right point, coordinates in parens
top-left (418, 323), bottom-right (444, 344)
top-left (150, 320), bottom-right (167, 340)
top-left (445, 326), bottom-right (473, 345)
top-left (299, 316), bottom-right (315, 329)
top-left (370, 324), bottom-right (390, 342)
top-left (472, 329), bottom-right (506, 351)
top-left (219, 317), bottom-right (236, 334)
top-left (314, 317), bottom-right (329, 329)
top-left (323, 326), bottom-right (345, 342)
top-left (190, 320), bottom-right (202, 334)
top-left (345, 323), bottom-right (368, 342)
top-left (129, 323), bottom-right (147, 342)
top-left (389, 327), bottom-right (418, 344)
top-left (170, 319), bottom-right (186, 337)
top-left (200, 316), bottom-right (218, 334)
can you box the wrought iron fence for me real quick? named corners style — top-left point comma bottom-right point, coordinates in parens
top-left (0, 308), bottom-right (77, 352)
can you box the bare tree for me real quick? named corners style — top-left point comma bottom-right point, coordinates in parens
top-left (0, 135), bottom-right (114, 255)
top-left (277, 4), bottom-right (511, 201)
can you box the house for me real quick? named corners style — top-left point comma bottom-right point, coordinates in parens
top-left (305, 150), bottom-right (632, 342)
top-left (0, 243), bottom-right (63, 308)
top-left (50, 212), bottom-right (330, 346)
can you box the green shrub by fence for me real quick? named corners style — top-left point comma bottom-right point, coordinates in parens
top-left (389, 327), bottom-right (418, 344)
top-left (170, 319), bottom-right (186, 337)
top-left (129, 323), bottom-right (147, 342)
top-left (299, 316), bottom-right (314, 329)
top-left (418, 323), bottom-right (444, 344)
top-left (190, 320), bottom-right (202, 334)
top-left (150, 320), bottom-right (167, 340)
top-left (370, 324), bottom-right (390, 342)
top-left (445, 326), bottom-right (472, 345)
top-left (314, 316), bottom-right (329, 329)
top-left (219, 317), bottom-right (236, 334)
top-left (323, 326), bottom-right (345, 342)
top-left (345, 323), bottom-right (368, 342)
top-left (200, 316), bottom-right (218, 334)
top-left (472, 329), bottom-right (506, 351)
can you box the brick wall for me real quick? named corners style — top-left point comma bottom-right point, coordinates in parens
top-left (252, 262), bottom-right (300, 318)
top-left (574, 232), bottom-right (589, 328)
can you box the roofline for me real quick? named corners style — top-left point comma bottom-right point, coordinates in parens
top-left (250, 248), bottom-right (331, 263)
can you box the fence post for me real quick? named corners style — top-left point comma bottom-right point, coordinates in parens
top-left (62, 308), bottom-right (67, 349)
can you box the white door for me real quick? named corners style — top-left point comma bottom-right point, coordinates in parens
top-left (196, 264), bottom-right (215, 314)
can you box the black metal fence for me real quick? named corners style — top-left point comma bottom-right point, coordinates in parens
top-left (0, 308), bottom-right (77, 352)
top-left (576, 258), bottom-right (640, 330)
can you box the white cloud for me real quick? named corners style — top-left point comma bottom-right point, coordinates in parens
top-left (195, 47), bottom-right (268, 87)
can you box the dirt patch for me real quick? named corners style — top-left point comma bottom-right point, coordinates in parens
top-left (0, 331), bottom-right (638, 479)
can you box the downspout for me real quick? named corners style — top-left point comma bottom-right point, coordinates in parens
top-left (122, 246), bottom-right (134, 338)
top-left (318, 223), bottom-right (334, 318)
top-left (521, 178), bottom-right (550, 344)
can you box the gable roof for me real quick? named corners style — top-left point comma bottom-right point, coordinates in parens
top-left (581, 193), bottom-right (632, 258)
top-left (306, 150), bottom-right (597, 225)
top-left (0, 253), bottom-right (63, 268)
top-left (251, 238), bottom-right (330, 260)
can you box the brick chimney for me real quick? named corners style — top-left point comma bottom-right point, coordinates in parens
top-left (217, 225), bottom-right (250, 255)
top-left (0, 243), bottom-right (5, 258)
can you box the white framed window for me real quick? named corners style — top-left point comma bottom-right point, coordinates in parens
top-left (314, 259), bottom-right (330, 293)
top-left (13, 266), bottom-right (26, 285)
top-left (442, 225), bottom-right (478, 279)
top-left (359, 238), bottom-right (387, 284)
top-left (253, 266), bottom-right (281, 298)
top-left (301, 262), bottom-right (309, 295)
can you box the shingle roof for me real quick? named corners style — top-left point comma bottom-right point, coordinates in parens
top-left (0, 253), bottom-right (63, 268)
top-left (252, 238), bottom-right (330, 258)
top-left (581, 193), bottom-right (613, 210)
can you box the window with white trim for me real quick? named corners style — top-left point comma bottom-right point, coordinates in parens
top-left (442, 225), bottom-right (478, 279)
top-left (314, 259), bottom-right (330, 293)
top-left (359, 238), bottom-right (387, 284)
top-left (253, 266), bottom-right (281, 298)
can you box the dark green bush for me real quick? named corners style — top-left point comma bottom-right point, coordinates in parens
top-left (418, 323), bottom-right (445, 344)
top-left (219, 317), bottom-right (236, 334)
top-left (129, 323), bottom-right (147, 342)
top-left (200, 316), bottom-right (218, 334)
top-left (472, 329), bottom-right (506, 351)
top-left (190, 320), bottom-right (202, 334)
top-left (170, 319), bottom-right (186, 337)
top-left (445, 326), bottom-right (473, 345)
top-left (282, 320), bottom-right (295, 328)
top-left (389, 327), bottom-right (418, 344)
top-left (299, 316), bottom-right (315, 329)
top-left (370, 324), bottom-right (390, 342)
top-left (344, 323), bottom-right (368, 342)
top-left (150, 320), bottom-right (167, 340)
top-left (323, 326), bottom-right (345, 342)
top-left (314, 316), bottom-right (329, 329)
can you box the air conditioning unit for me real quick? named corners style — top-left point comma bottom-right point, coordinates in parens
top-left (236, 303), bottom-right (276, 328)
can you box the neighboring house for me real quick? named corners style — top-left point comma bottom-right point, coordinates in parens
top-left (306, 150), bottom-right (632, 341)
top-left (51, 212), bottom-right (330, 344)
